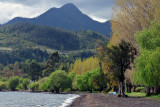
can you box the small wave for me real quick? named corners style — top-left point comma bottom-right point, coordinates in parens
top-left (60, 94), bottom-right (79, 107)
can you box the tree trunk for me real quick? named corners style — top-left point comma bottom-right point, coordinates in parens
top-left (151, 87), bottom-right (154, 94)
top-left (55, 88), bottom-right (59, 93)
top-left (127, 84), bottom-right (132, 93)
top-left (146, 86), bottom-right (151, 96)
top-left (133, 85), bottom-right (136, 92)
top-left (153, 86), bottom-right (158, 95)
top-left (157, 86), bottom-right (160, 93)
top-left (118, 82), bottom-right (125, 97)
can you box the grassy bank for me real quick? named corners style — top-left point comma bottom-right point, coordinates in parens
top-left (126, 92), bottom-right (160, 101)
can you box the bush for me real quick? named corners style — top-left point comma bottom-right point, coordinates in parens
top-left (38, 77), bottom-right (49, 91)
top-left (74, 68), bottom-right (106, 92)
top-left (0, 77), bottom-right (8, 82)
top-left (29, 82), bottom-right (39, 92)
top-left (0, 81), bottom-right (7, 91)
top-left (22, 79), bottom-right (30, 90)
top-left (8, 76), bottom-right (19, 91)
top-left (48, 70), bottom-right (70, 93)
top-left (135, 87), bottom-right (145, 92)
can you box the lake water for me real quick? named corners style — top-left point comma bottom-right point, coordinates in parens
top-left (0, 92), bottom-right (79, 107)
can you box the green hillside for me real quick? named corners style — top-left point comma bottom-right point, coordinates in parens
top-left (0, 22), bottom-right (108, 65)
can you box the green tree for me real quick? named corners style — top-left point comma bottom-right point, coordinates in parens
top-left (97, 40), bottom-right (137, 97)
top-left (29, 82), bottom-right (39, 92)
top-left (74, 68), bottom-right (106, 92)
top-left (27, 61), bottom-right (42, 81)
top-left (134, 21), bottom-right (160, 96)
top-left (22, 78), bottom-right (30, 90)
top-left (43, 52), bottom-right (59, 76)
top-left (8, 76), bottom-right (19, 91)
top-left (48, 70), bottom-right (69, 93)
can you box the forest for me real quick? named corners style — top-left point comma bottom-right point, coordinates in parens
top-left (0, 0), bottom-right (160, 99)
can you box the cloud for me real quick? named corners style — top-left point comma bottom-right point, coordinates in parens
top-left (0, 0), bottom-right (114, 24)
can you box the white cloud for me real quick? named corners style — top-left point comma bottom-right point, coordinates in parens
top-left (90, 16), bottom-right (107, 23)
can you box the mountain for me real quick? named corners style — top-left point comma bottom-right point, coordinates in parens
top-left (0, 22), bottom-right (108, 65)
top-left (6, 3), bottom-right (111, 37)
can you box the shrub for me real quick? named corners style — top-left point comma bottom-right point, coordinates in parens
top-left (73, 68), bottom-right (106, 92)
top-left (0, 81), bottom-right (7, 91)
top-left (0, 77), bottom-right (8, 82)
top-left (30, 82), bottom-right (39, 92)
top-left (38, 77), bottom-right (49, 91)
top-left (22, 79), bottom-right (30, 90)
top-left (135, 87), bottom-right (145, 92)
top-left (48, 70), bottom-right (70, 93)
top-left (8, 76), bottom-right (19, 91)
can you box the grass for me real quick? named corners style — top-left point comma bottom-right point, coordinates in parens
top-left (126, 92), bottom-right (146, 97)
top-left (147, 94), bottom-right (160, 101)
top-left (126, 92), bottom-right (160, 102)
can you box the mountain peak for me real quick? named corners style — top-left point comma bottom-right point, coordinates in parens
top-left (61, 3), bottom-right (77, 9)
top-left (6, 3), bottom-right (111, 36)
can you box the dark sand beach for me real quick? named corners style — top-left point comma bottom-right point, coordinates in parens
top-left (71, 93), bottom-right (160, 107)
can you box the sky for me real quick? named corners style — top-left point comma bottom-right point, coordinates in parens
top-left (0, 0), bottom-right (114, 24)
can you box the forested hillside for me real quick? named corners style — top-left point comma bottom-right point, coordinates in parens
top-left (0, 22), bottom-right (107, 65)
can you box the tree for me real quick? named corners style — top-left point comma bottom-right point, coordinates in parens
top-left (70, 57), bottom-right (99, 75)
top-left (27, 61), bottom-right (42, 81)
top-left (22, 78), bottom-right (30, 90)
top-left (97, 40), bottom-right (137, 97)
top-left (134, 21), bottom-right (160, 96)
top-left (48, 70), bottom-right (69, 93)
top-left (43, 52), bottom-right (59, 76)
top-left (8, 76), bottom-right (19, 91)
top-left (29, 82), bottom-right (39, 92)
top-left (74, 68), bottom-right (106, 92)
top-left (110, 0), bottom-right (160, 46)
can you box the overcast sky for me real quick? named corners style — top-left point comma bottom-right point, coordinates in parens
top-left (0, 0), bottom-right (114, 24)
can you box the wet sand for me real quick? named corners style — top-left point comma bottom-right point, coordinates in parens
top-left (71, 93), bottom-right (160, 107)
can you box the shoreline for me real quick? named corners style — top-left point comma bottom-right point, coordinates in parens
top-left (70, 94), bottom-right (87, 107)
top-left (1, 91), bottom-right (160, 107)
top-left (70, 93), bottom-right (160, 107)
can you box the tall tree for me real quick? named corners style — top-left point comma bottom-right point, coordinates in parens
top-left (97, 40), bottom-right (137, 97)
top-left (43, 52), bottom-right (59, 76)
top-left (134, 21), bottom-right (160, 96)
top-left (110, 0), bottom-right (160, 46)
top-left (48, 70), bottom-right (70, 93)
top-left (27, 61), bottom-right (42, 81)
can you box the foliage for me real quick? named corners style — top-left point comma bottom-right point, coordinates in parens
top-left (37, 77), bottom-right (49, 91)
top-left (135, 87), bottom-right (146, 93)
top-left (0, 62), bottom-right (24, 78)
top-left (26, 61), bottom-right (42, 81)
top-left (74, 68), bottom-right (106, 92)
top-left (8, 76), bottom-right (19, 91)
top-left (134, 21), bottom-right (160, 87)
top-left (0, 48), bottom-right (49, 66)
top-left (43, 52), bottom-right (59, 76)
top-left (0, 22), bottom-right (107, 51)
top-left (0, 81), bottom-right (7, 91)
top-left (22, 78), bottom-right (30, 90)
top-left (48, 70), bottom-right (70, 93)
top-left (69, 57), bottom-right (99, 75)
top-left (110, 0), bottom-right (160, 46)
top-left (126, 92), bottom-right (146, 97)
top-left (29, 82), bottom-right (39, 92)
top-left (68, 72), bottom-right (75, 89)
top-left (97, 40), bottom-right (137, 96)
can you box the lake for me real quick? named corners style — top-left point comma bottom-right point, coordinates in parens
top-left (0, 92), bottom-right (79, 107)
